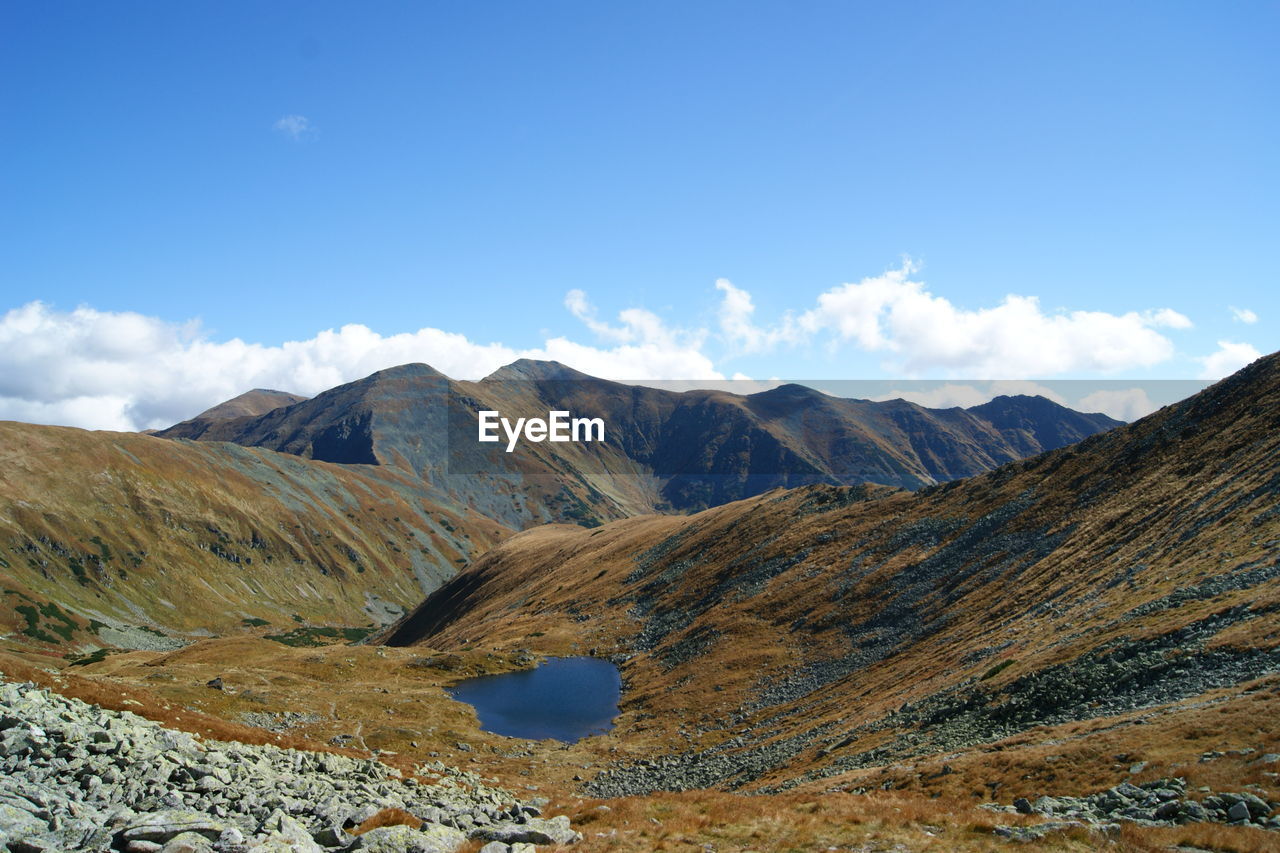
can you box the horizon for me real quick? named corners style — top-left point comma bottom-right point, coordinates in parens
top-left (2, 1), bottom-right (1274, 430)
top-left (168, 357), bottom-right (1210, 428)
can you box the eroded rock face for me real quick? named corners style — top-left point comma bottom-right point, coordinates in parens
top-left (0, 677), bottom-right (578, 852)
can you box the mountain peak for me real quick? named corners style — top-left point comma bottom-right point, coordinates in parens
top-left (185, 389), bottom-right (307, 424)
top-left (482, 359), bottom-right (595, 383)
top-left (360, 363), bottom-right (448, 382)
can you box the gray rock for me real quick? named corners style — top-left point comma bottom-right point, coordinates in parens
top-left (160, 831), bottom-right (215, 853)
top-left (1228, 801), bottom-right (1251, 822)
top-left (1240, 792), bottom-right (1271, 819)
top-left (470, 815), bottom-right (581, 846)
top-left (0, 802), bottom-right (47, 846)
top-left (347, 824), bottom-right (466, 853)
top-left (251, 810), bottom-right (322, 853)
top-left (123, 811), bottom-right (230, 844)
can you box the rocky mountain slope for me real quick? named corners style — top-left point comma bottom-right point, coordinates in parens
top-left (381, 352), bottom-right (1280, 802)
top-left (158, 360), bottom-right (1122, 525)
top-left (0, 422), bottom-right (510, 649)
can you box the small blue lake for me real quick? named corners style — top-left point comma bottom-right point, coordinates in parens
top-left (446, 656), bottom-right (621, 743)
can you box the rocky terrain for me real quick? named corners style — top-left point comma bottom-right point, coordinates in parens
top-left (986, 775), bottom-right (1280, 836)
top-left (0, 677), bottom-right (580, 852)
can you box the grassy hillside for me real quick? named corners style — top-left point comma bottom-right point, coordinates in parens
top-left (0, 422), bottom-right (511, 652)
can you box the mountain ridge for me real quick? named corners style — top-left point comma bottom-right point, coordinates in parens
top-left (157, 361), bottom-right (1124, 523)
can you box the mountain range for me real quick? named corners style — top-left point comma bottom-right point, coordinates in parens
top-left (1, 354), bottom-right (1277, 850)
top-left (157, 359), bottom-right (1122, 523)
top-left (1, 359), bottom-right (1120, 658)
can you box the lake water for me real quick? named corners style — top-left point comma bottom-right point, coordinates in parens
top-left (446, 656), bottom-right (621, 743)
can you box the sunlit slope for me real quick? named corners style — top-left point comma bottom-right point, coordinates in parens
top-left (383, 352), bottom-right (1280, 792)
top-left (0, 422), bottom-right (511, 647)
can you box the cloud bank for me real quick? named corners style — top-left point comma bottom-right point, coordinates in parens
top-left (1199, 340), bottom-right (1263, 380)
top-left (0, 264), bottom-right (1254, 431)
top-left (717, 263), bottom-right (1194, 376)
top-left (0, 301), bottom-right (718, 431)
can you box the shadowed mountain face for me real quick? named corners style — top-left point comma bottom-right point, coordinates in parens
top-left (381, 353), bottom-right (1279, 794)
top-left (157, 361), bottom-right (1123, 525)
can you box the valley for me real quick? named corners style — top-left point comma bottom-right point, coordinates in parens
top-left (1, 356), bottom-right (1278, 851)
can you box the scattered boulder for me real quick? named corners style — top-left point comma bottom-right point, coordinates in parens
top-left (470, 815), bottom-right (581, 846)
top-left (347, 824), bottom-right (466, 853)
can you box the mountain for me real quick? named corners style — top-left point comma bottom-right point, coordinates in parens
top-left (159, 389), bottom-right (308, 440)
top-left (381, 352), bottom-right (1280, 797)
top-left (156, 361), bottom-right (1123, 523)
top-left (0, 421), bottom-right (511, 649)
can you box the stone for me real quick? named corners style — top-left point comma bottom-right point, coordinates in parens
top-left (1240, 792), bottom-right (1271, 819)
top-left (252, 809), bottom-right (322, 853)
top-left (347, 824), bottom-right (467, 853)
top-left (160, 831), bottom-right (215, 853)
top-left (123, 811), bottom-right (230, 844)
top-left (0, 802), bottom-right (47, 846)
top-left (126, 843), bottom-right (165, 853)
top-left (470, 815), bottom-right (581, 846)
top-left (477, 844), bottom-right (510, 853)
top-left (1227, 801), bottom-right (1251, 822)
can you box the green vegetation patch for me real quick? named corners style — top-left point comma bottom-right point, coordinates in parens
top-left (68, 648), bottom-right (110, 666)
top-left (37, 601), bottom-right (79, 641)
top-left (15, 605), bottom-right (57, 644)
top-left (981, 658), bottom-right (1017, 680)
top-left (264, 625), bottom-right (375, 647)
top-left (241, 617), bottom-right (271, 627)
top-left (88, 535), bottom-right (112, 562)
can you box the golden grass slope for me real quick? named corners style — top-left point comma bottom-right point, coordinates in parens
top-left (0, 421), bottom-right (512, 649)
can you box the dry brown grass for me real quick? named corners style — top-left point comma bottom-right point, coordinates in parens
top-left (351, 808), bottom-right (423, 834)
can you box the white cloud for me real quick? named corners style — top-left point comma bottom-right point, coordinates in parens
top-left (783, 263), bottom-right (1193, 376)
top-left (0, 266), bottom-right (1228, 433)
top-left (0, 301), bottom-right (720, 432)
top-left (1075, 388), bottom-right (1158, 421)
top-left (273, 114), bottom-right (314, 140)
top-left (1231, 306), bottom-right (1259, 324)
top-left (1198, 340), bottom-right (1262, 379)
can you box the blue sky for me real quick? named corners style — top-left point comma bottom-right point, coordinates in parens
top-left (0, 1), bottom-right (1276, 429)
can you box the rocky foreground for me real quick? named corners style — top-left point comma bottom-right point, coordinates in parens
top-left (984, 776), bottom-right (1280, 841)
top-left (0, 678), bottom-right (580, 853)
